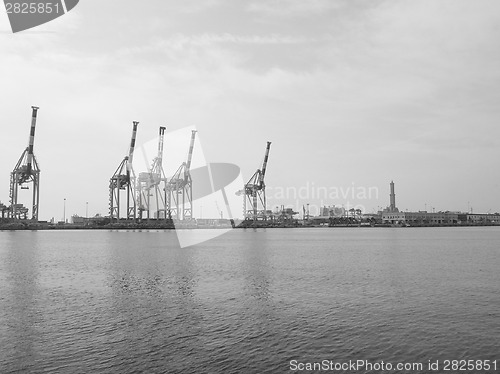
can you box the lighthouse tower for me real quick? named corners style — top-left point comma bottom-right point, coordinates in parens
top-left (389, 180), bottom-right (398, 212)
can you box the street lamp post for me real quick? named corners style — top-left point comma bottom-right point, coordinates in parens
top-left (63, 198), bottom-right (66, 224)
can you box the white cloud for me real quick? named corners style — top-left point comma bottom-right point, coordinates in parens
top-left (2, 0), bottom-right (500, 217)
top-left (247, 0), bottom-right (345, 17)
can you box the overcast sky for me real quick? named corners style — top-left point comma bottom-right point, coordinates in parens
top-left (1, 0), bottom-right (500, 220)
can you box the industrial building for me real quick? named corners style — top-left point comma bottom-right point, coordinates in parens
top-left (383, 211), bottom-right (500, 225)
top-left (383, 211), bottom-right (459, 225)
top-left (381, 181), bottom-right (500, 225)
top-left (463, 213), bottom-right (500, 224)
top-left (381, 181), bottom-right (461, 224)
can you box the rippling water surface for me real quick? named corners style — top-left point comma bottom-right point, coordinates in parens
top-left (0, 227), bottom-right (499, 373)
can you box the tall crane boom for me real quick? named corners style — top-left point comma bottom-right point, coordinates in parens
top-left (26, 106), bottom-right (39, 173)
top-left (185, 130), bottom-right (197, 173)
top-left (127, 121), bottom-right (139, 172)
top-left (259, 141), bottom-right (271, 188)
top-left (155, 126), bottom-right (166, 173)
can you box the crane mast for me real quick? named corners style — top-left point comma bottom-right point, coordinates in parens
top-left (109, 121), bottom-right (139, 222)
top-left (9, 106), bottom-right (41, 220)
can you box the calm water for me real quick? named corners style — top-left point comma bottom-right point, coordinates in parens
top-left (0, 228), bottom-right (499, 373)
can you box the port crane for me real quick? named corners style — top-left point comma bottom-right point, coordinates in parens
top-left (9, 106), bottom-right (41, 220)
top-left (137, 126), bottom-right (169, 220)
top-left (167, 130), bottom-right (196, 220)
top-left (109, 121), bottom-right (139, 222)
top-left (241, 141), bottom-right (271, 221)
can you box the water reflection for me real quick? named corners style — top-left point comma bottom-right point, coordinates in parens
top-left (242, 229), bottom-right (272, 303)
top-left (384, 229), bottom-right (408, 304)
top-left (0, 232), bottom-right (42, 372)
top-left (1, 228), bottom-right (498, 373)
top-left (104, 231), bottom-right (207, 371)
top-left (240, 230), bottom-right (279, 343)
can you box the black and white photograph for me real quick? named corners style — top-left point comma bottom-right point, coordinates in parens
top-left (1, 0), bottom-right (499, 373)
